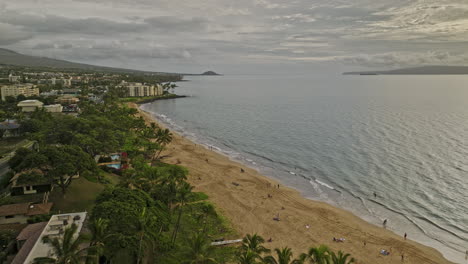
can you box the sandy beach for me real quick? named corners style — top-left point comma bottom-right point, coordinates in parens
top-left (131, 102), bottom-right (454, 264)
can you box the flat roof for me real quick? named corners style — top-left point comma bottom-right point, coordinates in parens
top-left (23, 212), bottom-right (87, 264)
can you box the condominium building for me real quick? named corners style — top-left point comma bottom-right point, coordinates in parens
top-left (12, 212), bottom-right (87, 264)
top-left (118, 81), bottom-right (163, 97)
top-left (1, 84), bottom-right (39, 101)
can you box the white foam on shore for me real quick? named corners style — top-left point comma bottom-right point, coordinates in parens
top-left (315, 179), bottom-right (335, 190)
top-left (140, 104), bottom-right (463, 263)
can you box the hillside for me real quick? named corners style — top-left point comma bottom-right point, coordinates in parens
top-left (0, 48), bottom-right (171, 74)
top-left (343, 65), bottom-right (468, 75)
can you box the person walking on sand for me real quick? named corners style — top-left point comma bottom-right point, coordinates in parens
top-left (383, 219), bottom-right (387, 228)
top-left (401, 253), bottom-right (404, 262)
top-left (404, 233), bottom-right (407, 240)
top-left (373, 192), bottom-right (377, 198)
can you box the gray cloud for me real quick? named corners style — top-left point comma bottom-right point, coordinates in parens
top-left (0, 23), bottom-right (31, 45)
top-left (1, 0), bottom-right (467, 72)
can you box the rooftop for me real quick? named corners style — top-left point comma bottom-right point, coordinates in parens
top-left (12, 222), bottom-right (48, 264)
top-left (0, 119), bottom-right (20, 130)
top-left (0, 202), bottom-right (53, 217)
top-left (17, 100), bottom-right (44, 107)
top-left (23, 212), bottom-right (87, 264)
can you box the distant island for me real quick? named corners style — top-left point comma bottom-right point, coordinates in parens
top-left (343, 66), bottom-right (468, 75)
top-left (201, 71), bottom-right (221, 76)
top-left (184, 71), bottom-right (222, 76)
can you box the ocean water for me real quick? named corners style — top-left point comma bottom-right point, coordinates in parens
top-left (141, 74), bottom-right (468, 263)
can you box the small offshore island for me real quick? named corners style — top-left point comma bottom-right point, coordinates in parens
top-left (0, 49), bottom-right (455, 264)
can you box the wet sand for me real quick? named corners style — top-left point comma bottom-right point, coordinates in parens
top-left (131, 102), bottom-right (454, 264)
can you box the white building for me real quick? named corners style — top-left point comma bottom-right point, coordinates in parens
top-left (43, 104), bottom-right (63, 113)
top-left (17, 212), bottom-right (87, 264)
top-left (119, 81), bottom-right (163, 97)
top-left (1, 84), bottom-right (40, 101)
top-left (17, 100), bottom-right (44, 112)
top-left (9, 73), bottom-right (20, 83)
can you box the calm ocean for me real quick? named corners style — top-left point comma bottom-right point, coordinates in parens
top-left (141, 74), bottom-right (468, 263)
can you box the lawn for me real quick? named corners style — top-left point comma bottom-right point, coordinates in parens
top-left (49, 172), bottom-right (120, 212)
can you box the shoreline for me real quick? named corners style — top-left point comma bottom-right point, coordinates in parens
top-left (130, 102), bottom-right (455, 264)
top-left (134, 94), bottom-right (187, 104)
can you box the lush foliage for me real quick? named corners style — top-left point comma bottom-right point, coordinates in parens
top-left (237, 234), bottom-right (356, 264)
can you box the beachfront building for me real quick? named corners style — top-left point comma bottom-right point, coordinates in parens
top-left (12, 212), bottom-right (87, 264)
top-left (17, 100), bottom-right (44, 113)
top-left (1, 84), bottom-right (39, 101)
top-left (0, 202), bottom-right (53, 225)
top-left (118, 81), bottom-right (163, 97)
top-left (43, 104), bottom-right (63, 113)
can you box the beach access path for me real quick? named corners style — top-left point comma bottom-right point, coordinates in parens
top-left (130, 102), bottom-right (454, 264)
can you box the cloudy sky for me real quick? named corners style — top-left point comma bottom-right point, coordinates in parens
top-left (1, 0), bottom-right (468, 73)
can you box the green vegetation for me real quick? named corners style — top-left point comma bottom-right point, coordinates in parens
top-left (237, 234), bottom-right (355, 264)
top-left (0, 138), bottom-right (29, 156)
top-left (0, 67), bottom-right (357, 264)
top-left (33, 223), bottom-right (89, 264)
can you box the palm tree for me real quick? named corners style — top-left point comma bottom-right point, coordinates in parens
top-left (33, 223), bottom-right (88, 264)
top-left (263, 247), bottom-right (303, 264)
top-left (238, 249), bottom-right (261, 264)
top-left (171, 182), bottom-right (193, 245)
top-left (135, 208), bottom-right (158, 264)
top-left (241, 234), bottom-right (270, 256)
top-left (330, 251), bottom-right (355, 264)
top-left (154, 128), bottom-right (173, 159)
top-left (299, 245), bottom-right (330, 264)
top-left (182, 232), bottom-right (217, 264)
top-left (87, 218), bottom-right (111, 264)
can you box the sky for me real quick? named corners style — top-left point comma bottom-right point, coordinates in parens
top-left (1, 0), bottom-right (468, 74)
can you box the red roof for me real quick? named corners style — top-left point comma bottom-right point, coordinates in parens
top-left (0, 203), bottom-right (53, 217)
top-left (12, 222), bottom-right (47, 264)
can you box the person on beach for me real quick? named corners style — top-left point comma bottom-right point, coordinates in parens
top-left (404, 233), bottom-right (407, 240)
top-left (465, 249), bottom-right (468, 260)
top-left (373, 192), bottom-right (377, 198)
top-left (363, 241), bottom-right (366, 247)
top-left (241, 168), bottom-right (245, 173)
top-left (401, 254), bottom-right (404, 262)
top-left (383, 219), bottom-right (387, 227)
top-left (277, 184), bottom-right (280, 189)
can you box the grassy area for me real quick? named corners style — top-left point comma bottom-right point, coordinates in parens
top-left (49, 174), bottom-right (118, 212)
top-left (187, 191), bottom-right (209, 203)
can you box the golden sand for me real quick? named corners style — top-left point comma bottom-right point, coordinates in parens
top-left (131, 103), bottom-right (453, 264)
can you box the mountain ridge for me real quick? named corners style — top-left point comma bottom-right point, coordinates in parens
top-left (343, 65), bottom-right (468, 75)
top-left (0, 48), bottom-right (217, 76)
